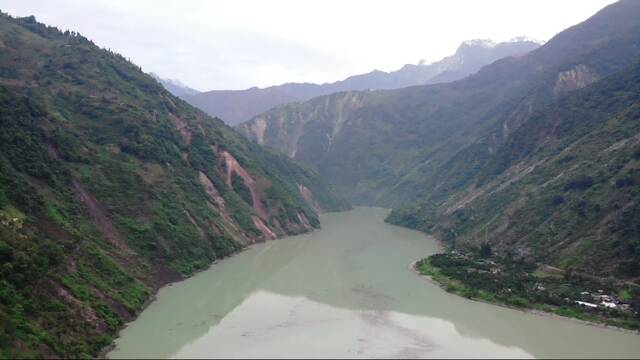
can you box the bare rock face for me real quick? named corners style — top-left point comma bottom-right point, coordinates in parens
top-left (238, 91), bottom-right (367, 161)
top-left (184, 39), bottom-right (540, 126)
top-left (553, 64), bottom-right (599, 97)
top-left (245, 117), bottom-right (268, 145)
top-left (221, 150), bottom-right (269, 221)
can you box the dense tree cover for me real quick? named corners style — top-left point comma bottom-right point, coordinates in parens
top-left (392, 60), bottom-right (640, 279)
top-left (479, 243), bottom-right (492, 259)
top-left (0, 12), bottom-right (347, 358)
top-left (417, 253), bottom-right (640, 330)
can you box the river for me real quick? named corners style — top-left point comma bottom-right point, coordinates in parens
top-left (109, 207), bottom-right (640, 358)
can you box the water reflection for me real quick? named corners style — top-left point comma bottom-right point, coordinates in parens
top-left (172, 291), bottom-right (533, 359)
top-left (109, 207), bottom-right (640, 359)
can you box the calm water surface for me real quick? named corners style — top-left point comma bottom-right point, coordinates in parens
top-left (109, 207), bottom-right (640, 358)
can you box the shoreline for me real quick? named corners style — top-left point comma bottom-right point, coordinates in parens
top-left (408, 259), bottom-right (640, 336)
top-left (100, 212), bottom-right (637, 358)
top-left (99, 208), bottom-right (350, 358)
top-left (98, 239), bottom-right (264, 358)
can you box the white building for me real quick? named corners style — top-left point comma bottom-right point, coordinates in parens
top-left (575, 301), bottom-right (598, 308)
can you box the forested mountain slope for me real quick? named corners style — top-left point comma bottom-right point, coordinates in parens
top-left (185, 38), bottom-right (539, 125)
top-left (239, 0), bottom-right (640, 206)
top-left (389, 60), bottom-right (640, 279)
top-left (0, 13), bottom-right (347, 358)
top-left (239, 0), bottom-right (640, 279)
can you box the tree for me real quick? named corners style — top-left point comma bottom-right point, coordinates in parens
top-left (479, 243), bottom-right (492, 258)
top-left (0, 190), bottom-right (7, 208)
top-left (564, 267), bottom-right (574, 281)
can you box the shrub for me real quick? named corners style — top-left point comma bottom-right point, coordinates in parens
top-left (479, 243), bottom-right (492, 258)
top-left (231, 172), bottom-right (253, 207)
top-left (0, 190), bottom-right (8, 208)
top-left (564, 176), bottom-right (594, 191)
top-left (551, 195), bottom-right (565, 205)
top-left (615, 176), bottom-right (635, 188)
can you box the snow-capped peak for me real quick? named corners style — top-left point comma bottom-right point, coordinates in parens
top-left (461, 39), bottom-right (497, 48)
top-left (508, 36), bottom-right (545, 45)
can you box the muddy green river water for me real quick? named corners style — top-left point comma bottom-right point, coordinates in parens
top-left (109, 207), bottom-right (640, 358)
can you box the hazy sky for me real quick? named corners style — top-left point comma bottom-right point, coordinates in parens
top-left (2, 0), bottom-right (617, 91)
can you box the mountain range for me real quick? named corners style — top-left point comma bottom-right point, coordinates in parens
top-left (3, 0), bottom-right (640, 358)
top-left (150, 72), bottom-right (200, 97)
top-left (238, 0), bottom-right (640, 280)
top-left (0, 13), bottom-right (347, 358)
top-left (182, 38), bottom-right (541, 125)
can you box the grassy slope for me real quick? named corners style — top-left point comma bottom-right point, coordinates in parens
top-left (0, 14), bottom-right (347, 358)
top-left (391, 60), bottom-right (640, 279)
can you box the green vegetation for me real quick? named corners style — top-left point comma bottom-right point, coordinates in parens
top-left (0, 13), bottom-right (347, 358)
top-left (231, 172), bottom-right (253, 206)
top-left (392, 59), bottom-right (640, 280)
top-left (417, 253), bottom-right (640, 331)
top-left (237, 0), bottom-right (640, 284)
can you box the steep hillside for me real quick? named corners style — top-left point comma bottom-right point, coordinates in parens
top-left (389, 60), bottom-right (640, 279)
top-left (239, 0), bottom-right (640, 279)
top-left (0, 14), bottom-right (347, 358)
top-left (239, 0), bottom-right (640, 206)
top-left (185, 38), bottom-right (539, 125)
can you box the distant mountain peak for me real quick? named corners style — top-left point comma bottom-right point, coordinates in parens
top-left (149, 73), bottom-right (185, 87)
top-left (184, 37), bottom-right (540, 125)
top-left (149, 72), bottom-right (200, 97)
top-left (508, 35), bottom-right (545, 44)
top-left (461, 39), bottom-right (497, 48)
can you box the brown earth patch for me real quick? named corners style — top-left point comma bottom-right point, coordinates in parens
top-left (71, 178), bottom-right (130, 252)
top-left (221, 151), bottom-right (269, 220)
top-left (168, 114), bottom-right (192, 144)
top-left (252, 216), bottom-right (276, 240)
top-left (56, 286), bottom-right (108, 332)
top-left (197, 171), bottom-right (251, 244)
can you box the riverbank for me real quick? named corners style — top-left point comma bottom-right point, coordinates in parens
top-left (107, 207), bottom-right (640, 358)
top-left (410, 256), bottom-right (640, 335)
top-left (99, 237), bottom-right (268, 358)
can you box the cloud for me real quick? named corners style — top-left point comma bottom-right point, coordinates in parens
top-left (0, 0), bottom-right (617, 90)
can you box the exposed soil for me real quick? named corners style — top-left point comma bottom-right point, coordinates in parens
top-left (169, 114), bottom-right (193, 145)
top-left (221, 150), bottom-right (269, 220)
top-left (71, 178), bottom-right (130, 252)
top-left (251, 215), bottom-right (276, 240)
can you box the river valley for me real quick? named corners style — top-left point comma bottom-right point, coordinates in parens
top-left (109, 207), bottom-right (640, 359)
